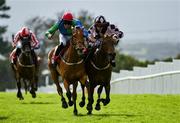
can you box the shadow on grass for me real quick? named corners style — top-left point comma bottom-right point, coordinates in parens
top-left (21, 101), bottom-right (56, 105)
top-left (77, 113), bottom-right (142, 117)
top-left (0, 116), bottom-right (8, 120)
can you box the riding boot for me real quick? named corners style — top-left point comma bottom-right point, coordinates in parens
top-left (11, 48), bottom-right (21, 64)
top-left (52, 44), bottom-right (64, 68)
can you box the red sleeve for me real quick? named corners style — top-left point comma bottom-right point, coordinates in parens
top-left (31, 33), bottom-right (39, 48)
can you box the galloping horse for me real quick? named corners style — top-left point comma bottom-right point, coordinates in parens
top-left (48, 27), bottom-right (87, 115)
top-left (11, 38), bottom-right (38, 100)
top-left (86, 35), bottom-right (118, 114)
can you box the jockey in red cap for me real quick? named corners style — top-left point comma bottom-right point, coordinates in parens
top-left (10, 27), bottom-right (40, 66)
top-left (45, 12), bottom-right (88, 68)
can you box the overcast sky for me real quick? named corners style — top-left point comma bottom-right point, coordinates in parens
top-left (2, 0), bottom-right (180, 43)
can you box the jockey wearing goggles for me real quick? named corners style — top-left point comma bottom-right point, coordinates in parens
top-left (88, 15), bottom-right (124, 48)
top-left (45, 12), bottom-right (88, 68)
top-left (10, 27), bottom-right (40, 66)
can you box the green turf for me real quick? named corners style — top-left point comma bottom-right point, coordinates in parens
top-left (0, 92), bottom-right (179, 123)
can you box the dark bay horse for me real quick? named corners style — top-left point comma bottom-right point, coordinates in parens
top-left (48, 27), bottom-right (87, 115)
top-left (11, 38), bottom-right (38, 100)
top-left (86, 35), bottom-right (118, 114)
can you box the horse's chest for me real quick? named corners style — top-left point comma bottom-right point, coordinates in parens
top-left (60, 65), bottom-right (85, 82)
top-left (88, 69), bottom-right (112, 84)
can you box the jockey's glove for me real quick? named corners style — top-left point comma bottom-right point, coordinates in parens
top-left (112, 34), bottom-right (119, 41)
top-left (45, 32), bottom-right (52, 39)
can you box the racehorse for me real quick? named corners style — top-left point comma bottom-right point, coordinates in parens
top-left (48, 27), bottom-right (88, 115)
top-left (11, 38), bottom-right (38, 100)
top-left (86, 34), bottom-right (118, 114)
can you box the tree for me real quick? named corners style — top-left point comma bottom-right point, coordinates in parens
top-left (0, 0), bottom-right (11, 56)
top-left (0, 0), bottom-right (13, 90)
top-left (77, 10), bottom-right (94, 29)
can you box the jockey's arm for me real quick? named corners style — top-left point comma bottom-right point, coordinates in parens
top-left (108, 24), bottom-right (124, 39)
top-left (72, 19), bottom-right (83, 28)
top-left (45, 22), bottom-right (59, 39)
top-left (72, 19), bottom-right (89, 38)
top-left (31, 32), bottom-right (40, 49)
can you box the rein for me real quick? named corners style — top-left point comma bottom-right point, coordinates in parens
top-left (59, 54), bottom-right (84, 65)
top-left (17, 58), bottom-right (35, 67)
top-left (90, 60), bottom-right (110, 70)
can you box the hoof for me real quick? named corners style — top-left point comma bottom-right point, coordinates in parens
top-left (87, 111), bottom-right (92, 115)
top-left (86, 104), bottom-right (93, 111)
top-left (30, 90), bottom-right (36, 98)
top-left (101, 99), bottom-right (110, 106)
top-left (68, 101), bottom-right (73, 106)
top-left (79, 101), bottom-right (85, 107)
top-left (32, 93), bottom-right (36, 98)
top-left (17, 92), bottom-right (24, 100)
top-left (95, 103), bottom-right (101, 111)
top-left (62, 101), bottom-right (68, 109)
top-left (73, 110), bottom-right (78, 115)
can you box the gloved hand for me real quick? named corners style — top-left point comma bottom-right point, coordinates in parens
top-left (45, 32), bottom-right (52, 39)
top-left (34, 44), bottom-right (40, 50)
top-left (112, 34), bottom-right (118, 40)
top-left (112, 34), bottom-right (119, 44)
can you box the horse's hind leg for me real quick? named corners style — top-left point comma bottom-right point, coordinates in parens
top-left (101, 83), bottom-right (110, 106)
top-left (17, 78), bottom-right (24, 100)
top-left (95, 85), bottom-right (103, 111)
top-left (72, 81), bottom-right (78, 115)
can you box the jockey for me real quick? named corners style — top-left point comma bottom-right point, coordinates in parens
top-left (10, 27), bottom-right (40, 66)
top-left (88, 15), bottom-right (124, 49)
top-left (45, 12), bottom-right (88, 68)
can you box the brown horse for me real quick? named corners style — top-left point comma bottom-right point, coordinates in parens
top-left (86, 35), bottom-right (118, 114)
top-left (11, 38), bottom-right (38, 100)
top-left (48, 27), bottom-right (88, 115)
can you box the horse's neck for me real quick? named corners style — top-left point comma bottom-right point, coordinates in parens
top-left (93, 49), bottom-right (109, 67)
top-left (19, 53), bottom-right (33, 65)
top-left (64, 45), bottom-right (80, 63)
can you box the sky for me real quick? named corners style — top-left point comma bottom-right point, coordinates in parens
top-left (2, 0), bottom-right (180, 43)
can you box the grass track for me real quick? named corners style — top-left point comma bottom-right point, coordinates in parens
top-left (0, 92), bottom-right (179, 123)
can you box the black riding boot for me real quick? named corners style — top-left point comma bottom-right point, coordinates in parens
top-left (52, 44), bottom-right (64, 68)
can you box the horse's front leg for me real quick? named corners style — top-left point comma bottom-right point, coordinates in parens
top-left (29, 78), bottom-right (36, 98)
top-left (101, 83), bottom-right (110, 106)
top-left (95, 85), bottom-right (103, 111)
top-left (79, 79), bottom-right (87, 107)
top-left (72, 81), bottom-right (78, 115)
top-left (16, 78), bottom-right (24, 100)
top-left (86, 82), bottom-right (95, 115)
top-left (64, 80), bottom-right (73, 107)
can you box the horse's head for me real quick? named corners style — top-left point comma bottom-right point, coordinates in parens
top-left (19, 38), bottom-right (32, 56)
top-left (99, 34), bottom-right (118, 67)
top-left (71, 27), bottom-right (87, 57)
